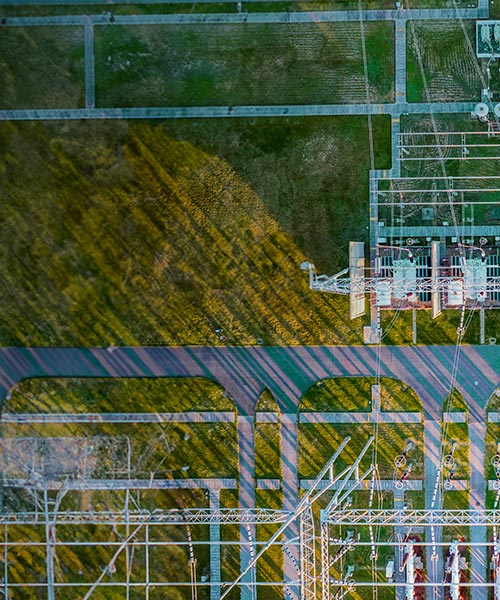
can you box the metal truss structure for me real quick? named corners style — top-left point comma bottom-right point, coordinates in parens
top-left (324, 508), bottom-right (500, 527)
top-left (0, 507), bottom-right (290, 526)
top-left (308, 266), bottom-right (500, 296)
top-left (2, 424), bottom-right (500, 600)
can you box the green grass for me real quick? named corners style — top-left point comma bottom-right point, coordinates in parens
top-left (0, 489), bottom-right (212, 599)
top-left (1, 519), bottom-right (212, 599)
top-left (256, 390), bottom-right (279, 412)
top-left (299, 377), bottom-right (421, 412)
top-left (301, 377), bottom-right (373, 411)
top-left (441, 423), bottom-right (470, 479)
top-left (0, 117), bottom-right (391, 346)
top-left (486, 389), bottom-right (500, 411)
top-left (255, 423), bottom-right (281, 478)
top-left (8, 377), bottom-right (235, 413)
top-left (94, 22), bottom-right (394, 107)
top-left (406, 21), bottom-right (482, 103)
top-left (405, 489), bottom-right (425, 509)
top-left (298, 423), bottom-right (424, 479)
top-left (255, 491), bottom-right (283, 600)
top-left (0, 26), bottom-right (85, 109)
top-left (486, 422), bottom-right (500, 482)
top-left (379, 305), bottom-right (500, 346)
top-left (0, 421), bottom-right (239, 478)
top-left (442, 490), bottom-right (470, 543)
top-left (442, 388), bottom-right (467, 413)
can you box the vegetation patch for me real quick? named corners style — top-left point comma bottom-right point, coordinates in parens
top-left (95, 22), bottom-right (394, 107)
top-left (8, 377), bottom-right (235, 413)
top-left (299, 377), bottom-right (421, 412)
top-left (0, 26), bottom-right (84, 109)
top-left (255, 423), bottom-right (281, 479)
top-left (486, 422), bottom-right (500, 482)
top-left (0, 420), bottom-right (238, 478)
top-left (256, 390), bottom-right (279, 413)
top-left (406, 21), bottom-right (481, 102)
top-left (4, 522), bottom-right (211, 599)
top-left (255, 491), bottom-right (283, 600)
top-left (486, 388), bottom-right (500, 412)
top-left (440, 422), bottom-right (470, 480)
top-left (298, 422), bottom-right (424, 479)
top-left (0, 117), bottom-right (392, 346)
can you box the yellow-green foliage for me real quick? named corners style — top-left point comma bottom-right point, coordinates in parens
top-left (301, 378), bottom-right (373, 411)
top-left (299, 423), bottom-right (424, 479)
top-left (255, 390), bottom-right (278, 413)
top-left (0, 118), bottom-right (383, 346)
top-left (0, 111), bottom-right (481, 349)
top-left (10, 377), bottom-right (235, 413)
top-left (300, 377), bottom-right (421, 412)
top-left (441, 422), bottom-right (470, 479)
top-left (255, 423), bottom-right (281, 478)
top-left (0, 420), bottom-right (238, 479)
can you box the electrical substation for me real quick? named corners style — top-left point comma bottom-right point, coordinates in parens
top-left (0, 5), bottom-right (500, 600)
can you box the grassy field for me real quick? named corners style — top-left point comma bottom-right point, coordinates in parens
top-left (8, 377), bottom-right (235, 413)
top-left (300, 377), bottom-right (421, 412)
top-left (0, 26), bottom-right (85, 109)
top-left (0, 116), bottom-right (392, 347)
top-left (298, 422), bottom-right (424, 479)
top-left (319, 490), bottom-right (398, 600)
top-left (0, 375), bottom-right (234, 599)
top-left (441, 422), bottom-right (470, 479)
top-left (255, 422), bottom-right (281, 478)
top-left (486, 388), bottom-right (500, 411)
top-left (406, 21), bottom-right (482, 103)
top-left (94, 21), bottom-right (394, 107)
top-left (485, 422), bottom-right (500, 482)
top-left (0, 420), bottom-right (238, 478)
top-left (0, 114), bottom-right (481, 346)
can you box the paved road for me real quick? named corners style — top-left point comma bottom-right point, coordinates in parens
top-left (0, 101), bottom-right (479, 121)
top-left (237, 415), bottom-right (256, 599)
top-left (1, 346), bottom-right (496, 415)
top-left (0, 8), bottom-right (486, 26)
top-left (395, 19), bottom-right (406, 103)
top-left (280, 413), bottom-right (300, 600)
top-left (469, 417), bottom-right (488, 600)
top-left (83, 17), bottom-right (95, 109)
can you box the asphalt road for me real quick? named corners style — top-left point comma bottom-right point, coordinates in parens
top-left (1, 345), bottom-right (496, 416)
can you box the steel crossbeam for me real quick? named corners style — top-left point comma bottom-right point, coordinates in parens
top-left (0, 508), bottom-right (291, 526)
top-left (325, 508), bottom-right (500, 526)
top-left (311, 274), bottom-right (500, 295)
top-left (299, 505), bottom-right (316, 600)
